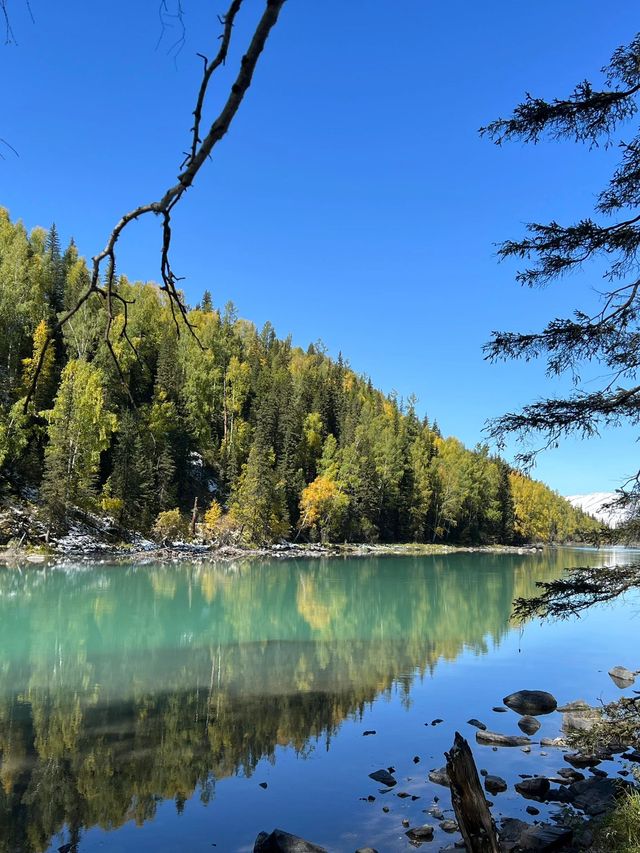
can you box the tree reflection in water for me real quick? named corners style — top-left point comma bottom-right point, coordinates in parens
top-left (0, 550), bottom-right (613, 852)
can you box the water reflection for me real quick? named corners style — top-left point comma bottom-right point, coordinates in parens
top-left (0, 549), bottom-right (617, 852)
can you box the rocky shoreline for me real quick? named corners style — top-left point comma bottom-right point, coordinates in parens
top-left (252, 685), bottom-right (639, 852)
top-left (254, 688), bottom-right (640, 853)
top-left (0, 497), bottom-right (549, 565)
top-left (0, 538), bottom-right (547, 567)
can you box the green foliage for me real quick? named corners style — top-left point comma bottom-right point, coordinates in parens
top-left (597, 790), bottom-right (640, 853)
top-left (41, 359), bottom-right (116, 522)
top-left (152, 509), bottom-right (188, 543)
top-left (0, 208), bottom-right (598, 544)
top-left (229, 442), bottom-right (289, 545)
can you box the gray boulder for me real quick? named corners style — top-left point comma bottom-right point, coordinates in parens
top-left (518, 823), bottom-right (573, 851)
top-left (428, 767), bottom-right (450, 787)
top-left (540, 737), bottom-right (566, 748)
top-left (405, 825), bottom-right (434, 842)
top-left (562, 710), bottom-right (600, 733)
top-left (566, 777), bottom-right (630, 816)
top-left (564, 753), bottom-right (601, 769)
top-left (609, 665), bottom-right (636, 688)
top-left (515, 777), bottom-right (551, 800)
top-left (499, 818), bottom-right (529, 852)
top-left (484, 774), bottom-right (507, 795)
top-left (556, 699), bottom-right (592, 712)
top-left (254, 830), bottom-right (327, 852)
top-left (476, 730), bottom-right (531, 747)
top-left (467, 718), bottom-right (487, 730)
top-left (556, 767), bottom-right (585, 784)
top-left (503, 690), bottom-right (557, 716)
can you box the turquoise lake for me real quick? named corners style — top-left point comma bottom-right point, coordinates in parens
top-left (0, 547), bottom-right (638, 852)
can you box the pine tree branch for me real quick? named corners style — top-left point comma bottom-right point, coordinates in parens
top-left (512, 563), bottom-right (640, 620)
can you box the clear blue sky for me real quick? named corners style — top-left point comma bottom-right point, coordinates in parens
top-left (1, 0), bottom-right (638, 495)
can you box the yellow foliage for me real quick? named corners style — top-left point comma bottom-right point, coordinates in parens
top-left (299, 474), bottom-right (349, 540)
top-left (152, 509), bottom-right (187, 543)
top-left (204, 500), bottom-right (223, 533)
top-left (100, 495), bottom-right (124, 517)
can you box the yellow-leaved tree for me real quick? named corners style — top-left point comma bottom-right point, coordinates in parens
top-left (299, 474), bottom-right (350, 543)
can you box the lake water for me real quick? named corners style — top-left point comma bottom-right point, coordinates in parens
top-left (0, 547), bottom-right (638, 852)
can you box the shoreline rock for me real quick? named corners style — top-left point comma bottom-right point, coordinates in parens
top-left (503, 690), bottom-right (558, 716)
top-left (476, 730), bottom-right (531, 747)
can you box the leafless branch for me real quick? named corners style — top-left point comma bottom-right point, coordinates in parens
top-left (0, 136), bottom-right (19, 159)
top-left (0, 0), bottom-right (33, 45)
top-left (24, 0), bottom-right (286, 411)
top-left (157, 0), bottom-right (186, 58)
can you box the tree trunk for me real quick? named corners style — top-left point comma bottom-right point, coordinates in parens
top-left (191, 496), bottom-right (199, 537)
top-left (445, 732), bottom-right (500, 853)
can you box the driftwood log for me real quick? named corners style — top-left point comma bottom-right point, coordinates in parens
top-left (445, 731), bottom-right (500, 853)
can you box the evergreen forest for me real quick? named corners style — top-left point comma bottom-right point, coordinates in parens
top-left (0, 209), bottom-right (599, 546)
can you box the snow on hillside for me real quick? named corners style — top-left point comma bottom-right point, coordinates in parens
top-left (565, 491), bottom-right (630, 528)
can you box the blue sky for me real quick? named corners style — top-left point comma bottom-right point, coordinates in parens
top-left (1, 0), bottom-right (638, 495)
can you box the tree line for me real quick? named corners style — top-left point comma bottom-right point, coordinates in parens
top-left (0, 208), bottom-right (599, 545)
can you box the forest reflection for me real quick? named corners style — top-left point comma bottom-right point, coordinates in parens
top-left (0, 550), bottom-right (611, 852)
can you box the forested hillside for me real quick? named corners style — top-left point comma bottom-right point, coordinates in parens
top-left (0, 209), bottom-right (598, 545)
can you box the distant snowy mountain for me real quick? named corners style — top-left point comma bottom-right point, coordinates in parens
top-left (566, 492), bottom-right (630, 528)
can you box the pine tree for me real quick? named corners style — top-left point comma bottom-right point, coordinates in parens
top-left (229, 439), bottom-right (289, 544)
top-left (201, 290), bottom-right (213, 312)
top-left (104, 410), bottom-right (154, 528)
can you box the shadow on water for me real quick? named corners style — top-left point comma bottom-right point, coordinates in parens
top-left (0, 549), bottom-right (622, 852)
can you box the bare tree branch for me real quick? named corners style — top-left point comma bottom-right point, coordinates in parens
top-left (24, 0), bottom-right (286, 411)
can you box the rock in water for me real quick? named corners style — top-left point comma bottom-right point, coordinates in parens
top-left (564, 753), bottom-right (601, 769)
top-left (368, 769), bottom-right (397, 787)
top-left (556, 699), bottom-right (592, 712)
top-left (499, 818), bottom-right (529, 849)
top-left (440, 820), bottom-right (458, 833)
top-left (609, 665), bottom-right (635, 688)
top-left (540, 737), bottom-right (566, 748)
top-left (405, 825), bottom-right (434, 842)
top-left (515, 777), bottom-right (551, 800)
top-left (566, 777), bottom-right (631, 816)
top-left (476, 730), bottom-right (531, 747)
top-left (518, 823), bottom-right (573, 851)
top-left (484, 774), bottom-right (507, 794)
top-left (428, 767), bottom-right (450, 787)
top-left (503, 690), bottom-right (557, 716)
top-left (562, 709), bottom-right (600, 733)
top-left (467, 718), bottom-right (487, 730)
top-left (556, 767), bottom-right (584, 784)
top-left (518, 715), bottom-right (541, 735)
top-left (254, 829), bottom-right (327, 852)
